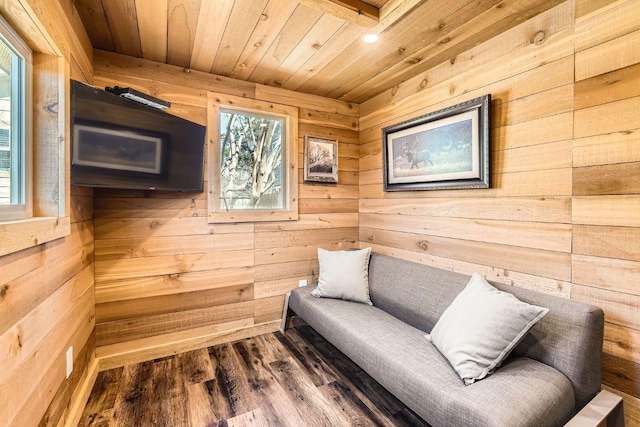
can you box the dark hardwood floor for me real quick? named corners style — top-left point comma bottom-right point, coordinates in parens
top-left (80, 325), bottom-right (430, 427)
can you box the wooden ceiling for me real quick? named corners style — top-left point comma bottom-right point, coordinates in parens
top-left (73, 0), bottom-right (563, 103)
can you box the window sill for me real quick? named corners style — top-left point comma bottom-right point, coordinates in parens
top-left (0, 216), bottom-right (71, 256)
top-left (208, 209), bottom-right (298, 224)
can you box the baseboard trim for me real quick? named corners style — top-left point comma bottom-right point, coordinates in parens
top-left (64, 355), bottom-right (99, 427)
top-left (96, 321), bottom-right (281, 371)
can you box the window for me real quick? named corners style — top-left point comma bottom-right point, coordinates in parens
top-left (219, 110), bottom-right (285, 210)
top-left (208, 93), bottom-right (298, 223)
top-left (0, 8), bottom-right (70, 258)
top-left (0, 14), bottom-right (31, 220)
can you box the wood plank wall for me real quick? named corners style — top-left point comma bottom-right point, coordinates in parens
top-left (358, 0), bottom-right (639, 423)
top-left (571, 0), bottom-right (640, 423)
top-left (359, 1), bottom-right (576, 295)
top-left (90, 50), bottom-right (359, 369)
top-left (0, 1), bottom-right (96, 426)
top-left (0, 185), bottom-right (95, 427)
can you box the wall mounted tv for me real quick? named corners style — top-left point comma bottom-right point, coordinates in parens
top-left (70, 80), bottom-right (206, 192)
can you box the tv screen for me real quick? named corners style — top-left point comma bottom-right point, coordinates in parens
top-left (70, 80), bottom-right (206, 192)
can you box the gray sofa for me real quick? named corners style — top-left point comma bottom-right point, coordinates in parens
top-left (288, 253), bottom-right (604, 427)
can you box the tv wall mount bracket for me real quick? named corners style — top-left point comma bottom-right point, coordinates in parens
top-left (105, 86), bottom-right (171, 110)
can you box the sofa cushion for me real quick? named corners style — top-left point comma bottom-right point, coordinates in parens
top-left (289, 285), bottom-right (576, 427)
top-left (428, 273), bottom-right (549, 385)
top-left (311, 247), bottom-right (372, 305)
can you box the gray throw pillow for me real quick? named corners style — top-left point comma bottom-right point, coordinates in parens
top-left (311, 247), bottom-right (373, 305)
top-left (428, 273), bottom-right (549, 385)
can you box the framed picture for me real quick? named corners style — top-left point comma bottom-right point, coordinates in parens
top-left (304, 135), bottom-right (338, 183)
top-left (382, 94), bottom-right (490, 191)
top-left (72, 122), bottom-right (165, 175)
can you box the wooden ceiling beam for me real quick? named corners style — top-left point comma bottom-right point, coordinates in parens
top-left (376, 0), bottom-right (424, 31)
top-left (298, 0), bottom-right (379, 27)
top-left (329, 0), bottom-right (379, 19)
top-left (299, 0), bottom-right (424, 31)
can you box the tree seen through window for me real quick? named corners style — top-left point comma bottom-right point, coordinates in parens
top-left (219, 110), bottom-right (285, 210)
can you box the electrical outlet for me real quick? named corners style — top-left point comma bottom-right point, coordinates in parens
top-left (66, 346), bottom-right (73, 379)
top-left (298, 279), bottom-right (308, 287)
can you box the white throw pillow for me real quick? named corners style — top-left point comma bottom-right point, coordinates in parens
top-left (428, 273), bottom-right (549, 385)
top-left (311, 247), bottom-right (373, 305)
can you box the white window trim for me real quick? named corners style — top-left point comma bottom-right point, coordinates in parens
top-left (208, 92), bottom-right (299, 223)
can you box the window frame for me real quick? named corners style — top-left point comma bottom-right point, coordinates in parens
top-left (0, 4), bottom-right (71, 257)
top-left (207, 92), bottom-right (298, 223)
top-left (0, 12), bottom-right (33, 220)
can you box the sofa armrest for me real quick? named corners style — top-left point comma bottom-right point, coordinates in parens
top-left (564, 390), bottom-right (624, 427)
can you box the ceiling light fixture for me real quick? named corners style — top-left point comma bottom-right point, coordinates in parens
top-left (362, 33), bottom-right (380, 44)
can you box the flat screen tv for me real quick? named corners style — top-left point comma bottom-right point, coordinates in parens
top-left (70, 80), bottom-right (206, 192)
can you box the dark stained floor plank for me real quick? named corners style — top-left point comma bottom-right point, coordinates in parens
top-left (149, 357), bottom-right (189, 427)
top-left (185, 381), bottom-right (222, 426)
top-left (276, 327), bottom-right (339, 387)
top-left (225, 408), bottom-right (271, 427)
top-left (269, 356), bottom-right (353, 426)
top-left (110, 361), bottom-right (156, 427)
top-left (80, 325), bottom-right (430, 427)
top-left (79, 367), bottom-right (123, 426)
top-left (247, 333), bottom-right (290, 365)
top-left (81, 409), bottom-right (114, 427)
top-left (210, 343), bottom-right (257, 419)
top-left (230, 340), bottom-right (308, 427)
top-left (317, 380), bottom-right (396, 427)
top-left (179, 348), bottom-right (216, 385)
top-left (392, 408), bottom-right (435, 426)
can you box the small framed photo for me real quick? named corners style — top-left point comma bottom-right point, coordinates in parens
top-left (383, 94), bottom-right (490, 191)
top-left (72, 122), bottom-right (165, 175)
top-left (304, 135), bottom-right (338, 183)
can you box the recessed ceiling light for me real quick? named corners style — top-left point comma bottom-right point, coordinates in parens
top-left (362, 33), bottom-right (380, 44)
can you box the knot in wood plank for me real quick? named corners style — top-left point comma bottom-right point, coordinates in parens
top-left (46, 102), bottom-right (58, 114)
top-left (532, 30), bottom-right (545, 45)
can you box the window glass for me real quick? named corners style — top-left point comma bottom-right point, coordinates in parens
top-left (0, 15), bottom-right (30, 218)
top-left (219, 109), bottom-right (285, 210)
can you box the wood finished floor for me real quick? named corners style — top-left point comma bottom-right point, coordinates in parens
top-left (80, 325), bottom-right (431, 427)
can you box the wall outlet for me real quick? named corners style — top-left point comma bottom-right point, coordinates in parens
top-left (66, 346), bottom-right (73, 379)
top-left (298, 279), bottom-right (308, 287)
